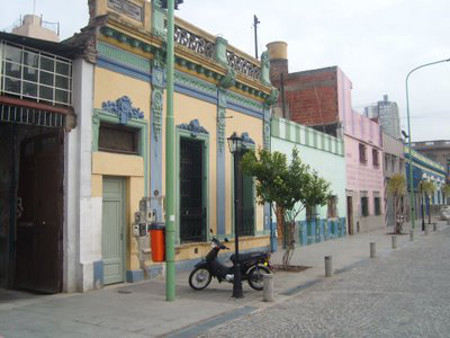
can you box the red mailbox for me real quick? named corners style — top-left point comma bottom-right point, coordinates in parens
top-left (150, 222), bottom-right (165, 262)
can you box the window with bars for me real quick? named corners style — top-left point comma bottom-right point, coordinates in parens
top-left (98, 123), bottom-right (139, 154)
top-left (327, 195), bottom-right (338, 219)
top-left (372, 149), bottom-right (379, 167)
top-left (0, 42), bottom-right (72, 106)
top-left (374, 197), bottom-right (381, 215)
top-left (306, 205), bottom-right (318, 221)
top-left (359, 143), bottom-right (367, 164)
top-left (361, 197), bottom-right (369, 217)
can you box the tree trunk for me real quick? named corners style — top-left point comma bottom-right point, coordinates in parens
top-left (282, 220), bottom-right (296, 269)
top-left (393, 194), bottom-right (398, 234)
top-left (427, 195), bottom-right (432, 224)
top-left (275, 205), bottom-right (285, 247)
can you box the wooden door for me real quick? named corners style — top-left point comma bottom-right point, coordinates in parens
top-left (15, 131), bottom-right (63, 293)
top-left (102, 177), bottom-right (126, 285)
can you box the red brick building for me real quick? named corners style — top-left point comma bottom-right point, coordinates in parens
top-left (267, 42), bottom-right (344, 137)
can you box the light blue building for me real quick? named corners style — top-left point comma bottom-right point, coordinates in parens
top-left (271, 117), bottom-right (347, 249)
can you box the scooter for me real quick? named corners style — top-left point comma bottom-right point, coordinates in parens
top-left (188, 236), bottom-right (272, 291)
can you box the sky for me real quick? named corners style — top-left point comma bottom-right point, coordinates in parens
top-left (1, 0), bottom-right (449, 142)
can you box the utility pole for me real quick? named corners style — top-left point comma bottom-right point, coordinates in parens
top-left (164, 0), bottom-right (176, 302)
top-left (253, 15), bottom-right (260, 59)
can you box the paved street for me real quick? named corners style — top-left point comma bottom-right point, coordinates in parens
top-left (202, 227), bottom-right (450, 337)
top-left (0, 223), bottom-right (448, 338)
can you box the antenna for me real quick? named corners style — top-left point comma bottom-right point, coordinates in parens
top-left (253, 15), bottom-right (260, 59)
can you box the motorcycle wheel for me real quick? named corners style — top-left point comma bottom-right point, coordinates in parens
top-left (247, 265), bottom-right (271, 291)
top-left (189, 267), bottom-right (212, 290)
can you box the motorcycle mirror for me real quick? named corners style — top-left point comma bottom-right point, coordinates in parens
top-left (224, 237), bottom-right (229, 242)
top-left (209, 228), bottom-right (213, 234)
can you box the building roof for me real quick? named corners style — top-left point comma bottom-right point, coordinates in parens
top-left (0, 31), bottom-right (82, 59)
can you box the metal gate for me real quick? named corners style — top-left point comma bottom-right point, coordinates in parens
top-left (179, 138), bottom-right (206, 243)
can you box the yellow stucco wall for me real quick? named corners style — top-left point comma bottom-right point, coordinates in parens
top-left (173, 236), bottom-right (270, 262)
top-left (94, 67), bottom-right (151, 119)
top-left (93, 58), bottom-right (268, 272)
top-left (92, 152), bottom-right (144, 178)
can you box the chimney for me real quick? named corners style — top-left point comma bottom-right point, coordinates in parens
top-left (12, 14), bottom-right (59, 42)
top-left (266, 41), bottom-right (288, 83)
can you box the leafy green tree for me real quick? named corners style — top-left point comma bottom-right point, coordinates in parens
top-left (387, 174), bottom-right (406, 234)
top-left (241, 147), bottom-right (330, 267)
top-left (419, 180), bottom-right (436, 224)
top-left (442, 183), bottom-right (450, 205)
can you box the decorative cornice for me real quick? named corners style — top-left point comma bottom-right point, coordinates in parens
top-left (178, 119), bottom-right (209, 137)
top-left (98, 26), bottom-right (272, 101)
top-left (241, 132), bottom-right (255, 146)
top-left (101, 96), bottom-right (144, 125)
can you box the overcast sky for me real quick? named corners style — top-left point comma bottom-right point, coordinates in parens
top-left (2, 0), bottom-right (449, 141)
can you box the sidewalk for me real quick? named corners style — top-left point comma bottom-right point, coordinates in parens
top-left (0, 220), bottom-right (447, 338)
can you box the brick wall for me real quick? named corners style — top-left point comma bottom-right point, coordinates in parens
top-left (271, 66), bottom-right (340, 128)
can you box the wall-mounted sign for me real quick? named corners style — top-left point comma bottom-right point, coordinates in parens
top-left (108, 0), bottom-right (143, 22)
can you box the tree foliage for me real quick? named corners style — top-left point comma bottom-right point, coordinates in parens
top-left (419, 180), bottom-right (436, 196)
top-left (241, 147), bottom-right (331, 267)
top-left (419, 180), bottom-right (436, 224)
top-left (387, 174), bottom-right (406, 234)
top-left (441, 183), bottom-right (450, 204)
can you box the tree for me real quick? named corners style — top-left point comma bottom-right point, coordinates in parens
top-left (387, 174), bottom-right (406, 234)
top-left (442, 183), bottom-right (450, 205)
top-left (241, 147), bottom-right (330, 268)
top-left (419, 180), bottom-right (436, 224)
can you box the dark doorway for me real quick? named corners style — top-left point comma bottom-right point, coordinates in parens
top-left (347, 196), bottom-right (353, 235)
top-left (179, 138), bottom-right (206, 243)
top-left (14, 131), bottom-right (63, 293)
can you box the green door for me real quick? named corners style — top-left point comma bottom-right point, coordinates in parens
top-left (102, 177), bottom-right (126, 285)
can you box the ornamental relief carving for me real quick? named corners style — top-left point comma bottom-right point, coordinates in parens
top-left (151, 89), bottom-right (163, 140)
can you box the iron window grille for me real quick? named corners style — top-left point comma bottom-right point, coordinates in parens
top-left (361, 197), bottom-right (369, 217)
top-left (0, 41), bottom-right (72, 106)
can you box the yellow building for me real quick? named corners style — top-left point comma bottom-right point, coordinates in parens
top-left (61, 0), bottom-right (277, 288)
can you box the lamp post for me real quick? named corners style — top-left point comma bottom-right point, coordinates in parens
top-left (420, 180), bottom-right (425, 231)
top-left (405, 57), bottom-right (450, 231)
top-left (227, 132), bottom-right (244, 299)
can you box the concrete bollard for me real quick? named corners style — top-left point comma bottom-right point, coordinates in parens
top-left (410, 230), bottom-right (414, 241)
top-left (392, 235), bottom-right (397, 249)
top-left (263, 274), bottom-right (274, 302)
top-left (433, 223), bottom-right (437, 231)
top-left (325, 256), bottom-right (333, 277)
top-left (425, 225), bottom-right (429, 236)
top-left (370, 242), bottom-right (376, 258)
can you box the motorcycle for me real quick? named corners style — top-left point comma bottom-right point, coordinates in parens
top-left (188, 236), bottom-right (272, 291)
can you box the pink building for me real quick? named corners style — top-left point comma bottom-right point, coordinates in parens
top-left (339, 72), bottom-right (384, 234)
top-left (267, 42), bottom-right (385, 234)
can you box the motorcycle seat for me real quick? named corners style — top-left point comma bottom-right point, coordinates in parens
top-left (230, 251), bottom-right (266, 263)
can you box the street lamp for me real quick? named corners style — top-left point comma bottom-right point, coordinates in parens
top-left (420, 180), bottom-right (425, 231)
top-left (227, 132), bottom-right (244, 299)
top-left (405, 57), bottom-right (450, 232)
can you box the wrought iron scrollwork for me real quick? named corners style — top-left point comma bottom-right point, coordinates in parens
top-left (226, 51), bottom-right (261, 80)
top-left (174, 25), bottom-right (215, 59)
